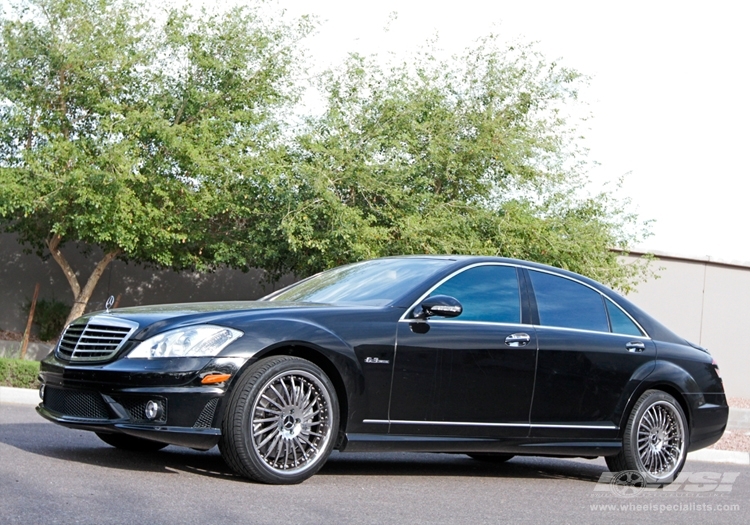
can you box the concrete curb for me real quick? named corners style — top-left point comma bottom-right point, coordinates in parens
top-left (2, 386), bottom-right (749, 465)
top-left (689, 449), bottom-right (750, 465)
top-left (728, 407), bottom-right (750, 430)
top-left (0, 386), bottom-right (40, 406)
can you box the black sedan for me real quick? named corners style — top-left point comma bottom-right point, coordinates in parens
top-left (37, 256), bottom-right (728, 485)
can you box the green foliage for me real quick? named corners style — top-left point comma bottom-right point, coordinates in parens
top-left (280, 40), bottom-right (652, 291)
top-left (1, 0), bottom-right (652, 310)
top-left (0, 0), bottom-right (314, 319)
top-left (25, 297), bottom-right (69, 340)
top-left (0, 357), bottom-right (40, 388)
top-left (0, 0), bottom-right (311, 264)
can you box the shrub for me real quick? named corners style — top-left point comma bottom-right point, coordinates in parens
top-left (25, 298), bottom-right (69, 341)
top-left (0, 358), bottom-right (40, 389)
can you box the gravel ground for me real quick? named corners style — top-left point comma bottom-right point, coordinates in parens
top-left (729, 397), bottom-right (750, 409)
top-left (711, 430), bottom-right (750, 452)
top-left (709, 397), bottom-right (750, 452)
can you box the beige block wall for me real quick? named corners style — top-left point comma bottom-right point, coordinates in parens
top-left (626, 255), bottom-right (750, 399)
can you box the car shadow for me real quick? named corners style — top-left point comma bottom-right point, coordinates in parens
top-left (321, 451), bottom-right (608, 483)
top-left (1, 421), bottom-right (608, 484)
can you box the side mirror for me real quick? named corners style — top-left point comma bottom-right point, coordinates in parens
top-left (414, 295), bottom-right (463, 319)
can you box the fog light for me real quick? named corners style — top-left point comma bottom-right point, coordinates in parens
top-left (145, 400), bottom-right (164, 421)
top-left (39, 384), bottom-right (45, 401)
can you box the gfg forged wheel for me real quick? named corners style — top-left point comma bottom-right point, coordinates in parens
top-left (634, 400), bottom-right (686, 477)
top-left (606, 390), bottom-right (688, 485)
top-left (220, 356), bottom-right (339, 484)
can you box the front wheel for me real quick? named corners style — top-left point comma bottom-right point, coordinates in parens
top-left (219, 356), bottom-right (339, 484)
top-left (606, 390), bottom-right (688, 485)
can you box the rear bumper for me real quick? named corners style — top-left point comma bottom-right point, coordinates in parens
top-left (688, 397), bottom-right (729, 452)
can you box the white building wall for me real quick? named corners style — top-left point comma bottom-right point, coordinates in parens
top-left (626, 253), bottom-right (750, 399)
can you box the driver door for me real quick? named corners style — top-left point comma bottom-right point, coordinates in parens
top-left (388, 264), bottom-right (537, 438)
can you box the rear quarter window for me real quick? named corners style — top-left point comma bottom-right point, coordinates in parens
top-left (528, 270), bottom-right (609, 332)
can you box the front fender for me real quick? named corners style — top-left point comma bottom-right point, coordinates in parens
top-left (217, 317), bottom-right (366, 431)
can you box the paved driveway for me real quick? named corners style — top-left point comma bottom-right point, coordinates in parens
top-left (1, 403), bottom-right (748, 525)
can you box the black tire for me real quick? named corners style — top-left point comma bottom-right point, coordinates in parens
top-left (219, 356), bottom-right (339, 484)
top-left (606, 389), bottom-right (688, 485)
top-left (96, 432), bottom-right (169, 452)
top-left (467, 453), bottom-right (514, 463)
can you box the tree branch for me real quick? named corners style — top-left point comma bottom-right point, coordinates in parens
top-left (47, 233), bottom-right (81, 299)
top-left (64, 248), bottom-right (122, 325)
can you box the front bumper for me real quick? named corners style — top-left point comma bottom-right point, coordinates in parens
top-left (37, 353), bottom-right (249, 450)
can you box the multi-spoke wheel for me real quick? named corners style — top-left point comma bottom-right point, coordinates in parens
top-left (605, 390), bottom-right (688, 485)
top-left (220, 356), bottom-right (339, 484)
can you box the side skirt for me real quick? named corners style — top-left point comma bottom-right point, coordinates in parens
top-left (341, 433), bottom-right (622, 457)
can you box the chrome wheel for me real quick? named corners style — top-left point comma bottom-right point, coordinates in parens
top-left (250, 370), bottom-right (333, 474)
top-left (635, 400), bottom-right (685, 478)
top-left (606, 389), bottom-right (688, 485)
top-left (220, 356), bottom-right (339, 484)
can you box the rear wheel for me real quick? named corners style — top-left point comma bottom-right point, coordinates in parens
top-left (606, 390), bottom-right (688, 485)
top-left (220, 356), bottom-right (339, 484)
top-left (96, 432), bottom-right (169, 452)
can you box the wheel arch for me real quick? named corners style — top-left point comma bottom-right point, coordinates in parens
top-left (255, 343), bottom-right (351, 446)
top-left (218, 318), bottom-right (367, 445)
top-left (618, 360), bottom-right (699, 436)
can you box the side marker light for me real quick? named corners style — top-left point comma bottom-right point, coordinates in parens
top-left (201, 373), bottom-right (232, 384)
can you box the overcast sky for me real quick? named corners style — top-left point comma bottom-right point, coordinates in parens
top-left (282, 0), bottom-right (750, 263)
top-left (3, 0), bottom-right (746, 262)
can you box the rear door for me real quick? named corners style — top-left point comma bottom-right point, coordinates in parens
top-left (525, 269), bottom-right (655, 439)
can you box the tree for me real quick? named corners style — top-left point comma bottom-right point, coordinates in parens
top-left (280, 39), bottom-right (651, 291)
top-left (1, 1), bottom-right (652, 328)
top-left (0, 0), bottom-right (313, 323)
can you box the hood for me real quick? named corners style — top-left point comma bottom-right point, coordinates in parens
top-left (78, 300), bottom-right (335, 340)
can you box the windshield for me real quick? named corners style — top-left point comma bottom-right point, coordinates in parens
top-left (264, 258), bottom-right (453, 306)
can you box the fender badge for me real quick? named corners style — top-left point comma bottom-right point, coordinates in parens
top-left (365, 357), bottom-right (390, 364)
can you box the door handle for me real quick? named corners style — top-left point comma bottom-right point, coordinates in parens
top-left (505, 333), bottom-right (531, 347)
top-left (626, 341), bottom-right (646, 353)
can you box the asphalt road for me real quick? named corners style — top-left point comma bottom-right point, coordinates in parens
top-left (2, 403), bottom-right (748, 525)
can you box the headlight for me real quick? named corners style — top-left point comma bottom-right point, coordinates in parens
top-left (127, 325), bottom-right (243, 359)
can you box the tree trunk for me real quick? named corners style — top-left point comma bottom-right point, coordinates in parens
top-left (47, 234), bottom-right (122, 326)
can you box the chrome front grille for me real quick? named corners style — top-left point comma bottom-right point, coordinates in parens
top-left (56, 315), bottom-right (138, 362)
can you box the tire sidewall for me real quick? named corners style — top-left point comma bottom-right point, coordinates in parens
top-left (625, 390), bottom-right (689, 486)
top-left (229, 356), bottom-right (340, 484)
